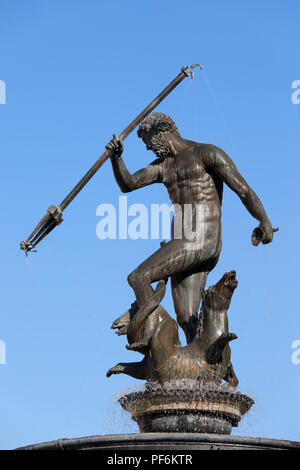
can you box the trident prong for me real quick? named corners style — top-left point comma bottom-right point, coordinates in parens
top-left (181, 64), bottom-right (204, 79)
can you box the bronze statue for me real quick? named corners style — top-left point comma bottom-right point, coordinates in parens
top-left (106, 112), bottom-right (277, 352)
top-left (19, 67), bottom-right (270, 431)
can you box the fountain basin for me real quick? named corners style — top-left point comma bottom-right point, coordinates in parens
top-left (17, 433), bottom-right (300, 451)
top-left (118, 381), bottom-right (254, 435)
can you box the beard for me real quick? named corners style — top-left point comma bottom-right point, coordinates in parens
top-left (150, 134), bottom-right (171, 158)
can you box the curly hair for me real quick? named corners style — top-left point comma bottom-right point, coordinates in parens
top-left (137, 112), bottom-right (180, 138)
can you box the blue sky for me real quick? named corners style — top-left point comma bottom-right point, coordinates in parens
top-left (0, 0), bottom-right (299, 449)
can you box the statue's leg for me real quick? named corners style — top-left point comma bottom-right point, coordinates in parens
top-left (127, 240), bottom-right (220, 349)
top-left (171, 270), bottom-right (208, 344)
top-left (127, 239), bottom-right (204, 307)
top-left (170, 252), bottom-right (220, 343)
top-left (127, 239), bottom-right (219, 308)
top-left (126, 280), bottom-right (166, 353)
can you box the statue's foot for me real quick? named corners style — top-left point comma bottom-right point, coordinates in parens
top-left (106, 363), bottom-right (125, 378)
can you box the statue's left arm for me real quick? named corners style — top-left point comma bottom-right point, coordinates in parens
top-left (204, 147), bottom-right (276, 245)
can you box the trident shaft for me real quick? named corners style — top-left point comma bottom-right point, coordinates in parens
top-left (20, 64), bottom-right (203, 255)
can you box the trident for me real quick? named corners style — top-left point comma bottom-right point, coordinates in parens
top-left (20, 64), bottom-right (203, 255)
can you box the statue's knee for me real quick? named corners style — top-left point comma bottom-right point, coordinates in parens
top-left (127, 269), bottom-right (149, 288)
top-left (127, 271), bottom-right (135, 288)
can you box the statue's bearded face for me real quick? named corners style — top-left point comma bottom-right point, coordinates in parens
top-left (141, 130), bottom-right (171, 158)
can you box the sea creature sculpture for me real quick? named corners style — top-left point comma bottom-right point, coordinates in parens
top-left (107, 271), bottom-right (239, 387)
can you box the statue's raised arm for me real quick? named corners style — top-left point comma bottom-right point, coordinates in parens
top-left (106, 134), bottom-right (163, 193)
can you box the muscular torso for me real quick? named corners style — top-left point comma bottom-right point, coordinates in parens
top-left (161, 143), bottom-right (223, 206)
top-left (160, 143), bottom-right (223, 252)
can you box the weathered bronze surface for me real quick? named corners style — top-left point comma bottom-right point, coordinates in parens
top-left (16, 66), bottom-right (281, 439)
top-left (107, 112), bottom-right (277, 385)
top-left (19, 66), bottom-right (277, 435)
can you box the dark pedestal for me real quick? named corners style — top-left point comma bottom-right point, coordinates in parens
top-left (118, 384), bottom-right (254, 435)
